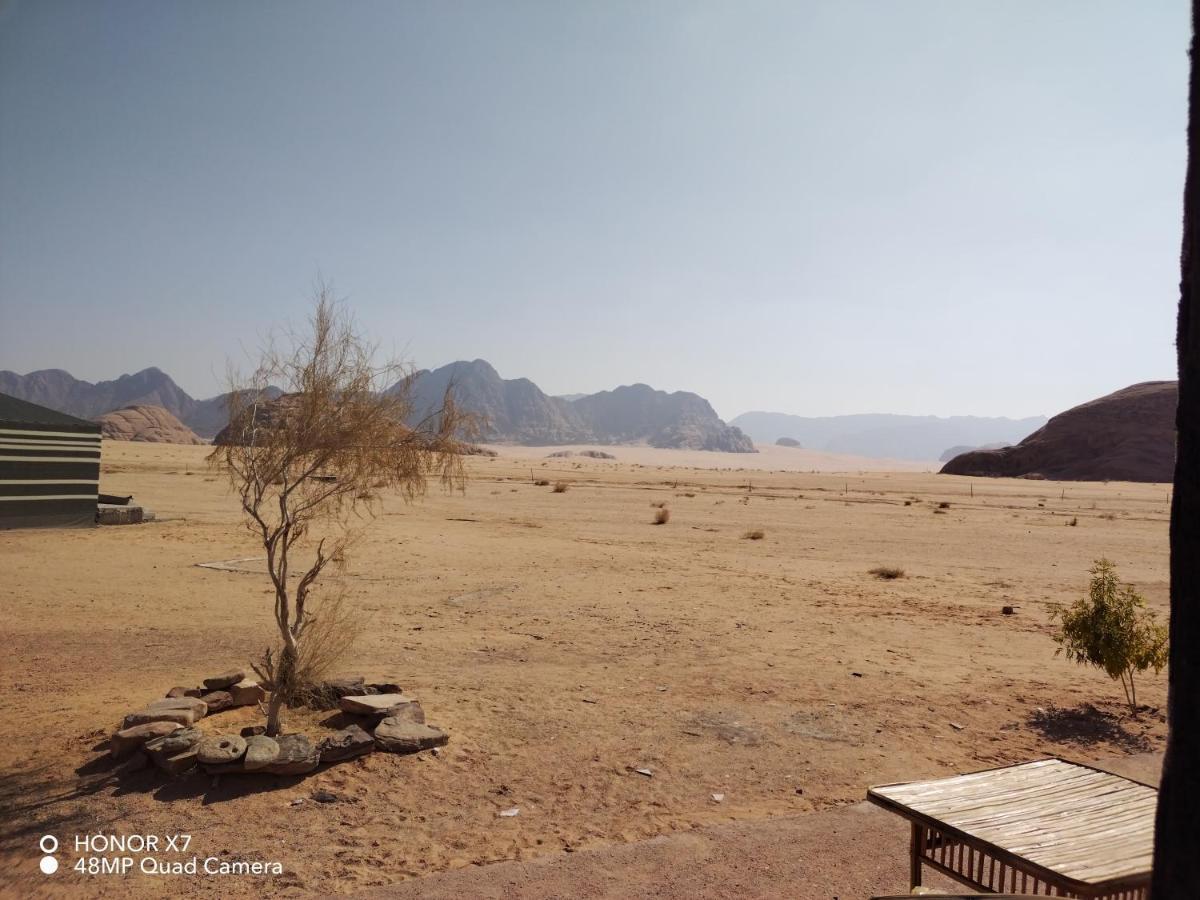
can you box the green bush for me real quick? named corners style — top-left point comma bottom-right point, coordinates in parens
top-left (1051, 558), bottom-right (1168, 712)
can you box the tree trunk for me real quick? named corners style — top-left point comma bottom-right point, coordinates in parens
top-left (1152, 4), bottom-right (1200, 894)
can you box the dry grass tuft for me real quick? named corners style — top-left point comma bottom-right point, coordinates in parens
top-left (937, 501), bottom-right (951, 509)
top-left (552, 481), bottom-right (569, 493)
top-left (869, 566), bottom-right (905, 580)
top-left (743, 529), bottom-right (765, 540)
top-left (653, 507), bottom-right (671, 525)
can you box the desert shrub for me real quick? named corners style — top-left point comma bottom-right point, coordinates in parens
top-left (1068, 517), bottom-right (1078, 526)
top-left (534, 479), bottom-right (551, 486)
top-left (1051, 558), bottom-right (1169, 712)
top-left (937, 501), bottom-right (951, 509)
top-left (743, 529), bottom-right (765, 540)
top-left (653, 507), bottom-right (671, 525)
top-left (869, 566), bottom-right (905, 580)
top-left (903, 500), bottom-right (912, 506)
top-left (552, 481), bottom-right (569, 493)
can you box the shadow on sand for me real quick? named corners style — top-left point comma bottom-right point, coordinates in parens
top-left (1025, 702), bottom-right (1160, 752)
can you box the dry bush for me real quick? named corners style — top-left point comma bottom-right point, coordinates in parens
top-left (870, 566), bottom-right (905, 580)
top-left (552, 481), bottom-right (569, 493)
top-left (209, 283), bottom-right (470, 735)
top-left (653, 507), bottom-right (671, 525)
top-left (937, 501), bottom-right (951, 509)
top-left (534, 478), bottom-right (550, 486)
top-left (1069, 517), bottom-right (1079, 526)
top-left (743, 529), bottom-right (765, 540)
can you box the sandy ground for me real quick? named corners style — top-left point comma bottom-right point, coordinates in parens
top-left (0, 441), bottom-right (1172, 899)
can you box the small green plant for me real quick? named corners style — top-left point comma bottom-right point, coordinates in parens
top-left (869, 566), bottom-right (905, 580)
top-left (1051, 558), bottom-right (1168, 713)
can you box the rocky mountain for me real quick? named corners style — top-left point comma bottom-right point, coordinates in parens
top-left (398, 360), bottom-right (754, 451)
top-left (572, 383), bottom-right (754, 452)
top-left (0, 367), bottom-right (196, 422)
top-left (400, 360), bottom-right (593, 444)
top-left (0, 368), bottom-right (284, 440)
top-left (96, 405), bottom-right (205, 444)
top-left (730, 410), bottom-right (1045, 461)
top-left (940, 382), bottom-right (1177, 482)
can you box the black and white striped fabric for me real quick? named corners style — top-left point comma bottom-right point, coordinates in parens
top-left (0, 392), bottom-right (101, 529)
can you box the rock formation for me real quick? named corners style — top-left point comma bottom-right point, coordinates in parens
top-left (940, 382), bottom-right (1177, 482)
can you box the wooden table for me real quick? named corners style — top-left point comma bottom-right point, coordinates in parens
top-left (867, 758), bottom-right (1155, 898)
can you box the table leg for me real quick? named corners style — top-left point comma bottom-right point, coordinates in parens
top-left (910, 822), bottom-right (923, 889)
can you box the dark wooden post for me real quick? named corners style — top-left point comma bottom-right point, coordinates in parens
top-left (1152, 4), bottom-right (1200, 896)
top-left (910, 821), bottom-right (923, 889)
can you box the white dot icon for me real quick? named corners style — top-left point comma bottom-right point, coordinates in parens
top-left (40, 856), bottom-right (58, 875)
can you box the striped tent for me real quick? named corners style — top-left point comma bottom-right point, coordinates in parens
top-left (0, 392), bottom-right (101, 529)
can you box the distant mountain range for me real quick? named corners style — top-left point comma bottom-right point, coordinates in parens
top-left (0, 361), bottom-right (755, 452)
top-left (401, 359), bottom-right (755, 451)
top-left (730, 410), bottom-right (1047, 462)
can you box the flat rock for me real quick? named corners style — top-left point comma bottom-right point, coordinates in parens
top-left (229, 680), bottom-right (266, 707)
top-left (374, 718), bottom-right (449, 755)
top-left (110, 721), bottom-right (182, 759)
top-left (156, 747), bottom-right (200, 776)
top-left (203, 669), bottom-right (246, 691)
top-left (318, 724), bottom-right (375, 763)
top-left (122, 697), bottom-right (207, 729)
top-left (200, 690), bottom-right (234, 713)
top-left (339, 694), bottom-right (424, 722)
top-left (196, 734), bottom-right (247, 765)
top-left (165, 686), bottom-right (192, 699)
top-left (243, 735), bottom-right (280, 771)
top-left (144, 726), bottom-right (203, 759)
top-left (265, 733), bottom-right (319, 775)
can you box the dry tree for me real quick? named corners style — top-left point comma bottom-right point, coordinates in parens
top-left (209, 285), bottom-right (471, 735)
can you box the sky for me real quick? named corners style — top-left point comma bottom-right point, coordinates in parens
top-left (0, 1), bottom-right (1189, 420)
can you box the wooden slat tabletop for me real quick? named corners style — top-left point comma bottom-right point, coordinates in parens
top-left (868, 759), bottom-right (1156, 887)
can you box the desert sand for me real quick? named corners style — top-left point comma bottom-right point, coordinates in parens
top-left (0, 441), bottom-right (1171, 898)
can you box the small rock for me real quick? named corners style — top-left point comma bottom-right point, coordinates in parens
top-left (122, 697), bottom-right (208, 729)
top-left (240, 724), bottom-right (267, 738)
top-left (145, 726), bottom-right (203, 757)
top-left (498, 807), bottom-right (520, 817)
top-left (110, 721), bottom-right (182, 759)
top-left (165, 686), bottom-right (191, 699)
top-left (633, 767), bottom-right (653, 777)
top-left (311, 789), bottom-right (339, 803)
top-left (184, 687), bottom-right (205, 698)
top-left (197, 735), bottom-right (247, 765)
top-left (1002, 605), bottom-right (1016, 615)
top-left (318, 724), bottom-right (375, 763)
top-left (949, 722), bottom-right (966, 731)
top-left (365, 682), bottom-right (402, 694)
top-left (199, 691), bottom-right (234, 714)
top-left (711, 793), bottom-right (725, 802)
top-left (229, 680), bottom-right (266, 707)
top-left (373, 718), bottom-right (449, 754)
top-left (243, 735), bottom-right (281, 771)
top-left (289, 798), bottom-right (304, 807)
top-left (203, 669), bottom-right (246, 691)
top-left (265, 734), bottom-right (320, 775)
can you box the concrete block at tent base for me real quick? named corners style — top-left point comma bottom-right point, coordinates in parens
top-left (97, 504), bottom-right (144, 525)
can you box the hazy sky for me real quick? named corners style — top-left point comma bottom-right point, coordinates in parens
top-left (0, 1), bottom-right (1188, 419)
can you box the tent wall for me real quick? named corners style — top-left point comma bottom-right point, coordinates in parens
top-left (0, 424), bottom-right (101, 529)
